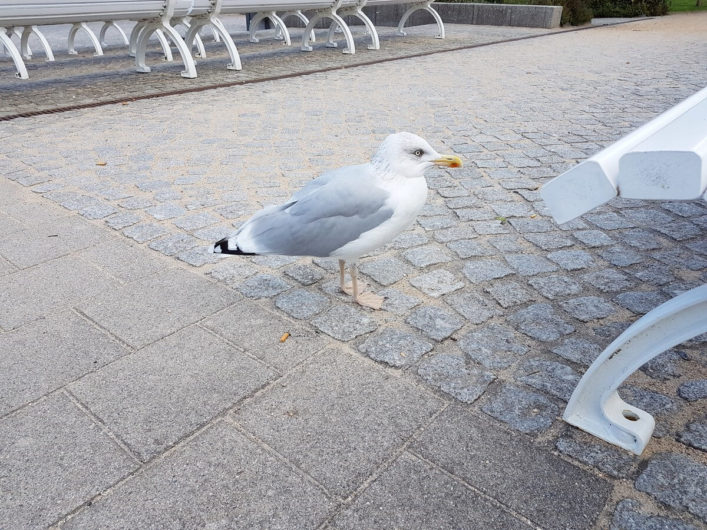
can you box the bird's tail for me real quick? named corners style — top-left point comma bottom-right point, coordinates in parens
top-left (210, 237), bottom-right (255, 255)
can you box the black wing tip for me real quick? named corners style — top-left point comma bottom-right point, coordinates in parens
top-left (212, 238), bottom-right (256, 256)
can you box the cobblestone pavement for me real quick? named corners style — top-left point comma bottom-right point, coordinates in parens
top-left (1, 12), bottom-right (706, 529)
top-left (0, 17), bottom-right (558, 118)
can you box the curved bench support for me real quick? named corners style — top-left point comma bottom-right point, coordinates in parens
top-left (21, 25), bottom-right (54, 61)
top-left (184, 16), bottom-right (241, 70)
top-left (249, 11), bottom-right (290, 45)
top-left (397, 1), bottom-right (445, 39)
top-left (176, 18), bottom-right (206, 58)
top-left (0, 27), bottom-right (28, 78)
top-left (99, 21), bottom-right (129, 46)
top-left (563, 284), bottom-right (707, 455)
top-left (327, 4), bottom-right (378, 50)
top-left (278, 10), bottom-right (314, 43)
top-left (135, 21), bottom-right (197, 78)
top-left (302, 10), bottom-right (354, 54)
top-left (68, 22), bottom-right (104, 56)
top-left (130, 21), bottom-right (173, 61)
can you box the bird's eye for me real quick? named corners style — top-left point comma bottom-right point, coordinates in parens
top-left (413, 149), bottom-right (423, 157)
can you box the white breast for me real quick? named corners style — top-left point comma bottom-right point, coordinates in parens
top-left (331, 176), bottom-right (428, 259)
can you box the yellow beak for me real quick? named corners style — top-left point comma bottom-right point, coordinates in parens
top-left (433, 154), bottom-right (463, 168)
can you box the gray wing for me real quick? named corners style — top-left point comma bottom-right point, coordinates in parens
top-left (238, 164), bottom-right (393, 257)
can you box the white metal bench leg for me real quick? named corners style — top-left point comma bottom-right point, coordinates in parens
top-left (303, 11), bottom-right (354, 53)
top-left (184, 16), bottom-right (241, 70)
top-left (279, 10), bottom-right (315, 43)
top-left (563, 284), bottom-right (707, 455)
top-left (135, 21), bottom-right (197, 78)
top-left (176, 18), bottom-right (206, 58)
top-left (397, 1), bottom-right (445, 39)
top-left (100, 21), bottom-right (129, 46)
top-left (0, 27), bottom-right (28, 78)
top-left (154, 29), bottom-right (174, 61)
top-left (68, 22), bottom-right (104, 56)
top-left (129, 22), bottom-right (172, 61)
top-left (249, 11), bottom-right (290, 45)
top-left (330, 5), bottom-right (379, 50)
top-left (21, 25), bottom-right (54, 61)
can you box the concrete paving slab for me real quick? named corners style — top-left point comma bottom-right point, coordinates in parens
top-left (0, 309), bottom-right (129, 417)
top-left (64, 420), bottom-right (334, 529)
top-left (331, 451), bottom-right (530, 529)
top-left (0, 393), bottom-right (137, 528)
top-left (76, 237), bottom-right (169, 284)
top-left (0, 214), bottom-right (105, 268)
top-left (0, 254), bottom-right (119, 330)
top-left (70, 325), bottom-right (275, 461)
top-left (78, 267), bottom-right (236, 348)
top-left (411, 406), bottom-right (612, 529)
top-left (203, 301), bottom-right (329, 372)
top-left (232, 349), bottom-right (443, 498)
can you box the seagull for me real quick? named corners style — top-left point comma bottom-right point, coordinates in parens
top-left (211, 132), bottom-right (462, 309)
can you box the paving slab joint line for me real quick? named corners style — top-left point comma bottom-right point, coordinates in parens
top-left (196, 321), bottom-right (288, 377)
top-left (63, 388), bottom-right (143, 466)
top-left (0, 18), bottom-right (651, 123)
top-left (223, 416), bottom-right (337, 503)
top-left (51, 418), bottom-right (240, 527)
top-left (408, 448), bottom-right (544, 529)
top-left (314, 401), bottom-right (453, 528)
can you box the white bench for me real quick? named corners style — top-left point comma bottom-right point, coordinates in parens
top-left (0, 0), bottom-right (243, 79)
top-left (540, 86), bottom-right (707, 455)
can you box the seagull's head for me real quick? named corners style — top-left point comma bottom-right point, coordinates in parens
top-left (371, 132), bottom-right (462, 178)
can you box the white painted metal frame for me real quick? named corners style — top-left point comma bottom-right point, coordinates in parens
top-left (563, 285), bottom-right (707, 455)
top-left (541, 87), bottom-right (707, 454)
top-left (541, 86), bottom-right (707, 224)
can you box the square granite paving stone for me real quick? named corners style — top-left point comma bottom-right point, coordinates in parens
top-left (63, 420), bottom-right (334, 530)
top-left (523, 231), bottom-right (574, 250)
top-left (357, 327), bottom-right (433, 368)
top-left (417, 352), bottom-right (496, 404)
top-left (480, 383), bottom-right (560, 435)
top-left (516, 358), bottom-right (581, 401)
top-left (508, 303), bottom-right (575, 342)
top-left (275, 288), bottom-right (330, 320)
top-left (122, 222), bottom-right (169, 243)
top-left (0, 254), bottom-right (119, 331)
top-left (600, 245), bottom-right (645, 267)
top-left (0, 214), bottom-right (106, 269)
top-left (148, 233), bottom-right (201, 257)
top-left (677, 419), bottom-right (707, 451)
top-left (331, 451), bottom-right (530, 530)
top-left (678, 380), bottom-right (707, 402)
top-left (635, 452), bottom-right (707, 523)
top-left (504, 254), bottom-right (558, 276)
top-left (555, 431), bottom-right (638, 479)
top-left (484, 280), bottom-right (534, 308)
top-left (0, 393), bottom-right (138, 529)
top-left (312, 304), bottom-right (378, 341)
top-left (237, 272), bottom-right (292, 299)
top-left (581, 268), bottom-right (636, 293)
top-left (231, 348), bottom-right (444, 499)
top-left (403, 244), bottom-right (453, 268)
top-left (284, 262), bottom-right (325, 285)
top-left (458, 323), bottom-right (530, 370)
top-left (462, 258), bottom-right (513, 284)
top-left (409, 269), bottom-right (465, 298)
top-left (379, 287), bottom-right (422, 315)
top-left (69, 325), bottom-right (276, 462)
top-left (552, 337), bottom-right (603, 366)
top-left (410, 406), bottom-right (611, 530)
top-left (406, 305), bottom-right (464, 341)
top-left (572, 229), bottom-right (615, 247)
top-left (560, 295), bottom-right (618, 322)
top-left (610, 499), bottom-right (701, 530)
top-left (359, 256), bottom-right (412, 286)
top-left (202, 299), bottom-right (329, 371)
top-left (78, 267), bottom-right (237, 349)
top-left (614, 290), bottom-right (670, 315)
top-left (447, 239), bottom-right (495, 258)
top-left (0, 309), bottom-right (130, 417)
